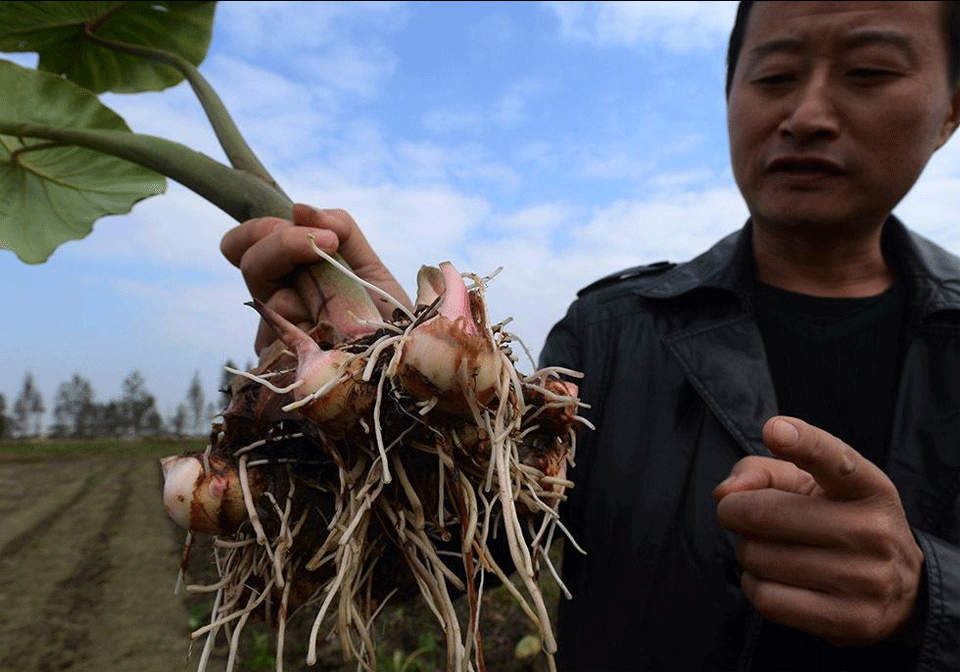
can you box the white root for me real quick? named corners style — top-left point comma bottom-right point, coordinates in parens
top-left (280, 352), bottom-right (362, 413)
top-left (224, 365), bottom-right (304, 395)
top-left (372, 371), bottom-right (392, 483)
top-left (275, 565), bottom-right (292, 672)
top-left (194, 586), bottom-right (223, 672)
top-left (237, 454), bottom-right (275, 572)
top-left (307, 235), bottom-right (416, 322)
top-left (177, 262), bottom-right (581, 672)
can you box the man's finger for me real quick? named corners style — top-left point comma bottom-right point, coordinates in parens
top-left (762, 417), bottom-right (887, 501)
top-left (237, 226), bottom-right (339, 302)
top-left (713, 454), bottom-right (816, 500)
top-left (221, 216), bottom-right (291, 268)
top-left (717, 488), bottom-right (856, 545)
top-left (739, 571), bottom-right (876, 646)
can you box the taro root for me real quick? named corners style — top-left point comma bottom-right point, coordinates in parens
top-left (160, 453), bottom-right (254, 536)
top-left (396, 262), bottom-right (503, 413)
top-left (160, 257), bottom-right (590, 672)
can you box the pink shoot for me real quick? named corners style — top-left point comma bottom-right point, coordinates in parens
top-left (248, 299), bottom-right (372, 429)
top-left (397, 261), bottom-right (501, 412)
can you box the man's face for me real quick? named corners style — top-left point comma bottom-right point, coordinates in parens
top-left (727, 1), bottom-right (960, 236)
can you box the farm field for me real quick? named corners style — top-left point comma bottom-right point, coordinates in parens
top-left (0, 440), bottom-right (558, 672)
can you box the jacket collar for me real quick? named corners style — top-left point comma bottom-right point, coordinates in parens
top-left (634, 216), bottom-right (960, 318)
top-left (633, 222), bottom-right (753, 306)
top-left (646, 216), bottom-right (960, 460)
top-left (885, 216), bottom-right (960, 318)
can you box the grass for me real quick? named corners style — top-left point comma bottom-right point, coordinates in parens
top-left (0, 437), bottom-right (208, 460)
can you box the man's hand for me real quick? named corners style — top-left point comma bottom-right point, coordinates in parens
top-left (221, 204), bottom-right (412, 357)
top-left (713, 416), bottom-right (924, 645)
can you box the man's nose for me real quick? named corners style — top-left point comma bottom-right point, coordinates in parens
top-left (778, 74), bottom-right (840, 143)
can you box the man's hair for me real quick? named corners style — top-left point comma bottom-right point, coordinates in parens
top-left (725, 0), bottom-right (960, 96)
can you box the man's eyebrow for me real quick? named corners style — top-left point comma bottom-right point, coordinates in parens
top-left (746, 29), bottom-right (919, 65)
top-left (841, 29), bottom-right (918, 62)
top-left (747, 37), bottom-right (805, 64)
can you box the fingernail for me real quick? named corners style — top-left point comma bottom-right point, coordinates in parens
top-left (716, 474), bottom-right (739, 489)
top-left (769, 418), bottom-right (799, 447)
top-left (838, 448), bottom-right (856, 476)
top-left (713, 474), bottom-right (742, 500)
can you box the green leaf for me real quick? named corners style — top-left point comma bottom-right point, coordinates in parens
top-left (0, 1), bottom-right (216, 93)
top-left (0, 59), bottom-right (165, 264)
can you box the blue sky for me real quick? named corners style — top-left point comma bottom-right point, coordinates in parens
top-left (3, 0), bottom-right (960, 428)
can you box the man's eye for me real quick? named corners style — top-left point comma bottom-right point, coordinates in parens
top-left (754, 73), bottom-right (795, 86)
top-left (847, 68), bottom-right (898, 82)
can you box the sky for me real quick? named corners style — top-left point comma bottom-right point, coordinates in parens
top-left (3, 0), bottom-right (960, 429)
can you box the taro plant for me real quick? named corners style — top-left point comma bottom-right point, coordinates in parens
top-left (0, 1), bottom-right (293, 265)
top-left (0, 4), bottom-right (587, 672)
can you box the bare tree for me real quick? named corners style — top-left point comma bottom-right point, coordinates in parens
top-left (171, 403), bottom-right (188, 438)
top-left (99, 401), bottom-right (123, 438)
top-left (30, 387), bottom-right (45, 437)
top-left (205, 401), bottom-right (218, 426)
top-left (186, 371), bottom-right (205, 434)
top-left (118, 370), bottom-right (158, 438)
top-left (13, 372), bottom-right (45, 438)
top-left (143, 408), bottom-right (163, 436)
top-left (51, 373), bottom-right (95, 439)
top-left (0, 393), bottom-right (8, 439)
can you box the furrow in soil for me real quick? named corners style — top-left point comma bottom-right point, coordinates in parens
top-left (0, 457), bottom-right (178, 672)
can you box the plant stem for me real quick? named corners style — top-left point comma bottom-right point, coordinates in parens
top-left (0, 120), bottom-right (291, 221)
top-left (81, 25), bottom-right (286, 196)
top-left (8, 141), bottom-right (64, 162)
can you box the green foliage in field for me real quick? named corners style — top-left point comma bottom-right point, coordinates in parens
top-left (0, 437), bottom-right (206, 459)
top-left (376, 631), bottom-right (440, 672)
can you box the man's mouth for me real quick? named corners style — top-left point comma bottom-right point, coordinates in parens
top-left (767, 157), bottom-right (846, 175)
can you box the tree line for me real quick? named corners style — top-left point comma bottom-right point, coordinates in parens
top-left (0, 360), bottom-right (250, 440)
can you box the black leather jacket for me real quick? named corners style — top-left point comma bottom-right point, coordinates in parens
top-left (539, 218), bottom-right (960, 671)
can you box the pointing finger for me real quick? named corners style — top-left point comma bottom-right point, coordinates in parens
top-left (762, 417), bottom-right (887, 501)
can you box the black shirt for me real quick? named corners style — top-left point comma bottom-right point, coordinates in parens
top-left (751, 278), bottom-right (910, 670)
top-left (754, 279), bottom-right (907, 467)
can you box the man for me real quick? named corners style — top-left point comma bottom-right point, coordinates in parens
top-left (221, 2), bottom-right (960, 669)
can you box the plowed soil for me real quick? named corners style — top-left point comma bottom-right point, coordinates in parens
top-left (0, 445), bottom-right (556, 672)
top-left (0, 452), bottom-right (194, 672)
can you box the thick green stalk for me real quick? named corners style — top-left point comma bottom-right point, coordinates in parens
top-left (1, 121), bottom-right (383, 332)
top-left (82, 25), bottom-right (286, 196)
top-left (0, 121), bottom-right (291, 221)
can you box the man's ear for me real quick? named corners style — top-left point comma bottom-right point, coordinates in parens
top-left (936, 85), bottom-right (960, 148)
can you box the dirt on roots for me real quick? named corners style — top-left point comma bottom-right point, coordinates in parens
top-left (0, 445), bottom-right (559, 672)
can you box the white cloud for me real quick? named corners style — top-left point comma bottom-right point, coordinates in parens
top-left (491, 78), bottom-right (546, 129)
top-left (543, 0), bottom-right (738, 52)
top-left (213, 1), bottom-right (402, 104)
top-left (116, 276), bottom-right (257, 356)
top-left (422, 78), bottom-right (546, 135)
top-left (215, 1), bottom-right (407, 57)
top-left (485, 202), bottom-right (580, 240)
top-left (571, 184), bottom-right (749, 263)
top-left (296, 182), bottom-right (492, 271)
top-left (422, 107), bottom-right (487, 135)
top-left (895, 140), bottom-right (960, 255)
top-left (65, 183), bottom-right (238, 270)
top-left (291, 43), bottom-right (398, 99)
top-left (576, 149), bottom-right (658, 181)
top-left (392, 141), bottom-right (520, 191)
